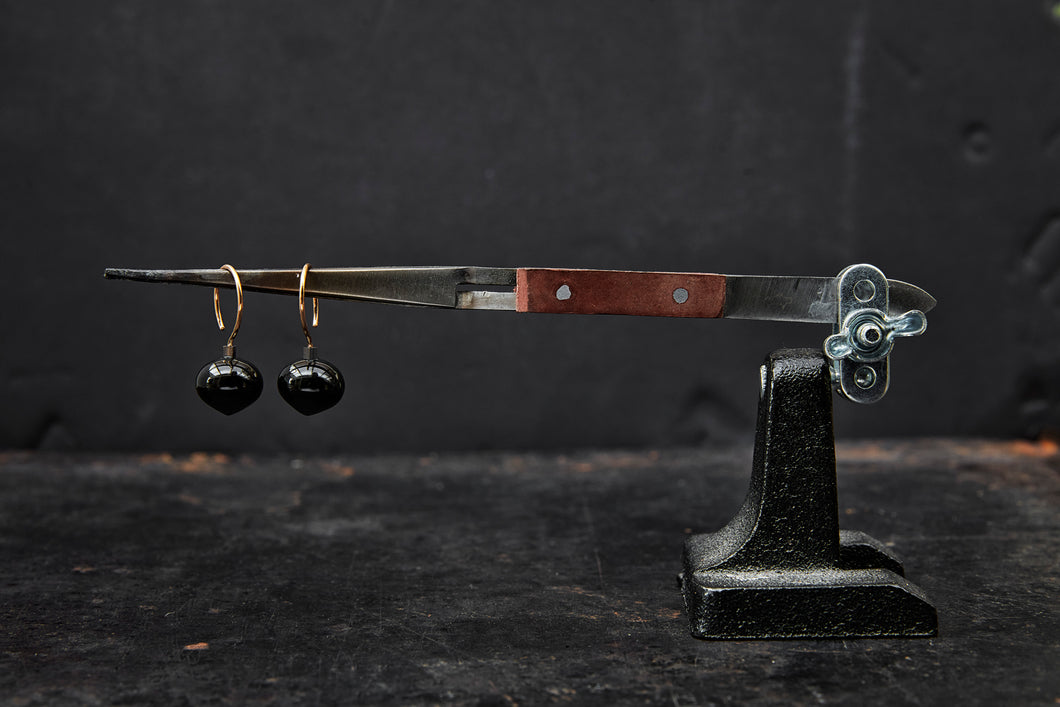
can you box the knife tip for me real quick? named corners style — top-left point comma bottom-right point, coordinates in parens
top-left (923, 291), bottom-right (937, 313)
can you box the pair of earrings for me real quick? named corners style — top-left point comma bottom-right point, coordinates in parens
top-left (195, 264), bottom-right (345, 416)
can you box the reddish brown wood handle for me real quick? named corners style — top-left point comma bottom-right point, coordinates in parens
top-left (515, 268), bottom-right (727, 318)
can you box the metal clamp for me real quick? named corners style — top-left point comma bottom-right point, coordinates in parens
top-left (824, 264), bottom-right (927, 404)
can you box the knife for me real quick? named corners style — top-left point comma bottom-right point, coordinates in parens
top-left (103, 266), bottom-right (935, 325)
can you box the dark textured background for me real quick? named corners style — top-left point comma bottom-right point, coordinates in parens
top-left (2, 1), bottom-right (1059, 453)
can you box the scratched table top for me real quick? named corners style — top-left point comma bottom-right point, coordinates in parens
top-left (0, 440), bottom-right (1056, 705)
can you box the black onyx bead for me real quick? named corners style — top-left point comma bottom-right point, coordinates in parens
top-left (277, 358), bottom-right (345, 415)
top-left (195, 357), bottom-right (264, 415)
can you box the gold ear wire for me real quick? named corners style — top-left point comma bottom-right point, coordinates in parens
top-left (278, 262), bottom-right (344, 415)
top-left (212, 264), bottom-right (244, 349)
top-left (298, 263), bottom-right (319, 347)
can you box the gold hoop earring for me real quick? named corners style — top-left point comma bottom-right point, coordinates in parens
top-left (277, 263), bottom-right (345, 415)
top-left (195, 264), bottom-right (263, 415)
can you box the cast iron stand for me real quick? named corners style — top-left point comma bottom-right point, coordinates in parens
top-left (679, 348), bottom-right (938, 639)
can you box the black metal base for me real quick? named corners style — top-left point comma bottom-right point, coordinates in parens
top-left (681, 559), bottom-right (938, 640)
top-left (680, 349), bottom-right (938, 639)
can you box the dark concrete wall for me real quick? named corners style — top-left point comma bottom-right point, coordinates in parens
top-left (2, 1), bottom-right (1059, 453)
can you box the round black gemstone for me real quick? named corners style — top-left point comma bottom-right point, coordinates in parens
top-left (277, 358), bottom-right (345, 415)
top-left (195, 357), bottom-right (264, 415)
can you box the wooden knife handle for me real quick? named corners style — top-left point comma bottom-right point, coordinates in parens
top-left (515, 268), bottom-right (726, 318)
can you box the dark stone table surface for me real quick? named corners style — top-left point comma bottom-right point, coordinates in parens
top-left (0, 440), bottom-right (1056, 705)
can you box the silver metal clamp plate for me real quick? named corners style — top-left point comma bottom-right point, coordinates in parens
top-left (824, 264), bottom-right (927, 404)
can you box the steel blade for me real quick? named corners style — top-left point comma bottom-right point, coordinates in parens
top-left (723, 276), bottom-right (935, 323)
top-left (104, 267), bottom-right (516, 308)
